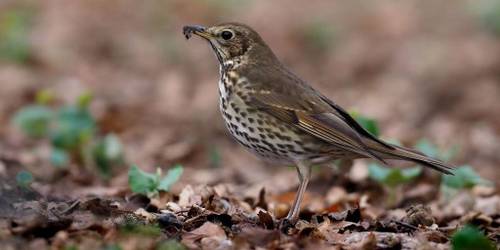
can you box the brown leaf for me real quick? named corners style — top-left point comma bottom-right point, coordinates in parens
top-left (178, 185), bottom-right (216, 209)
top-left (255, 188), bottom-right (268, 210)
top-left (420, 230), bottom-right (449, 244)
top-left (234, 224), bottom-right (281, 248)
top-left (200, 236), bottom-right (233, 250)
top-left (328, 207), bottom-right (362, 222)
top-left (178, 185), bottom-right (201, 208)
top-left (351, 232), bottom-right (378, 250)
top-left (10, 200), bottom-right (72, 237)
top-left (257, 210), bottom-right (275, 229)
top-left (181, 222), bottom-right (227, 249)
top-left (474, 196), bottom-right (500, 216)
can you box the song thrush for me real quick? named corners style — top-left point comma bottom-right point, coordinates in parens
top-left (182, 23), bottom-right (453, 225)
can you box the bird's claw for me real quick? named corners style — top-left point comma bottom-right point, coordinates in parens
top-left (279, 218), bottom-right (296, 234)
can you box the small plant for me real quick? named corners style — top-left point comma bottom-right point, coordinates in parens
top-left (93, 134), bottom-right (125, 177)
top-left (368, 163), bottom-right (422, 188)
top-left (128, 165), bottom-right (183, 197)
top-left (451, 225), bottom-right (495, 250)
top-left (331, 111), bottom-right (381, 170)
top-left (414, 139), bottom-right (458, 161)
top-left (442, 165), bottom-right (492, 189)
top-left (415, 139), bottom-right (491, 199)
top-left (12, 104), bottom-right (53, 138)
top-left (413, 139), bottom-right (492, 197)
top-left (368, 163), bottom-right (422, 207)
top-left (351, 113), bottom-right (425, 206)
top-left (413, 139), bottom-right (492, 199)
top-left (441, 165), bottom-right (492, 200)
top-left (350, 111), bottom-right (381, 137)
top-left (12, 90), bottom-right (124, 178)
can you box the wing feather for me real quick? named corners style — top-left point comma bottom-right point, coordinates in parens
top-left (240, 65), bottom-right (452, 174)
top-left (249, 92), bottom-right (388, 164)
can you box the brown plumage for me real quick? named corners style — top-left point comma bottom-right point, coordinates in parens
top-left (183, 23), bottom-right (454, 225)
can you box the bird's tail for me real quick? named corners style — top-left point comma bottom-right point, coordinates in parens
top-left (368, 142), bottom-right (455, 175)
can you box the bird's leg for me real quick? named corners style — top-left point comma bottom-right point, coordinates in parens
top-left (285, 161), bottom-right (311, 224)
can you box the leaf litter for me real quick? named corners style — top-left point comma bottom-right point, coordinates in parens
top-left (2, 166), bottom-right (499, 250)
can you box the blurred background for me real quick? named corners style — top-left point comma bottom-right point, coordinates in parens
top-left (1, 0), bottom-right (499, 197)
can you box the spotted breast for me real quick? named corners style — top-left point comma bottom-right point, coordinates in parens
top-left (217, 61), bottom-right (333, 164)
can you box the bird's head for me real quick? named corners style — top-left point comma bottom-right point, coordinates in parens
top-left (183, 23), bottom-right (277, 66)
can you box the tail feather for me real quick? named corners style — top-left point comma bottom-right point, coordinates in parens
top-left (370, 143), bottom-right (455, 175)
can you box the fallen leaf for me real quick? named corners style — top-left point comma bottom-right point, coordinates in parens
top-left (181, 222), bottom-right (227, 249)
top-left (178, 185), bottom-right (202, 208)
top-left (257, 210), bottom-right (274, 230)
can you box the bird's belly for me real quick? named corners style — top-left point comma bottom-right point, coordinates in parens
top-left (219, 96), bottom-right (325, 163)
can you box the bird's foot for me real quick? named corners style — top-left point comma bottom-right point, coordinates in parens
top-left (279, 218), bottom-right (297, 234)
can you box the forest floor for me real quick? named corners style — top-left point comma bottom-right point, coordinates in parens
top-left (1, 1), bottom-right (500, 249)
top-left (1, 148), bottom-right (498, 249)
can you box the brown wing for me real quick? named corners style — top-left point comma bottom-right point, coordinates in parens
top-left (239, 63), bottom-right (454, 173)
top-left (248, 91), bottom-right (388, 163)
top-left (318, 95), bottom-right (395, 150)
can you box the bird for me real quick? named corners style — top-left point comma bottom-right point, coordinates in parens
top-left (182, 23), bottom-right (454, 227)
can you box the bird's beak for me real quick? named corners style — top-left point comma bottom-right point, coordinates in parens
top-left (183, 25), bottom-right (212, 40)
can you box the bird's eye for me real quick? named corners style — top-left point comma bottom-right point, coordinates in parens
top-left (221, 30), bottom-right (234, 40)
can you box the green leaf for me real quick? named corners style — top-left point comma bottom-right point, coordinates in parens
top-left (385, 167), bottom-right (421, 187)
top-left (16, 170), bottom-right (33, 187)
top-left (51, 148), bottom-right (69, 168)
top-left (77, 91), bottom-right (93, 109)
top-left (443, 165), bottom-right (492, 189)
top-left (441, 144), bottom-right (460, 161)
top-left (128, 165), bottom-right (158, 195)
top-left (368, 163), bottom-right (391, 182)
top-left (51, 106), bottom-right (95, 150)
top-left (157, 165), bottom-right (184, 192)
top-left (12, 105), bottom-right (53, 137)
top-left (415, 139), bottom-right (439, 158)
top-left (451, 225), bottom-right (495, 250)
top-left (35, 89), bottom-right (55, 105)
top-left (349, 111), bottom-right (380, 137)
top-left (368, 163), bottom-right (421, 187)
top-left (401, 167), bottom-right (422, 180)
top-left (93, 134), bottom-right (124, 177)
top-left (415, 139), bottom-right (459, 161)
